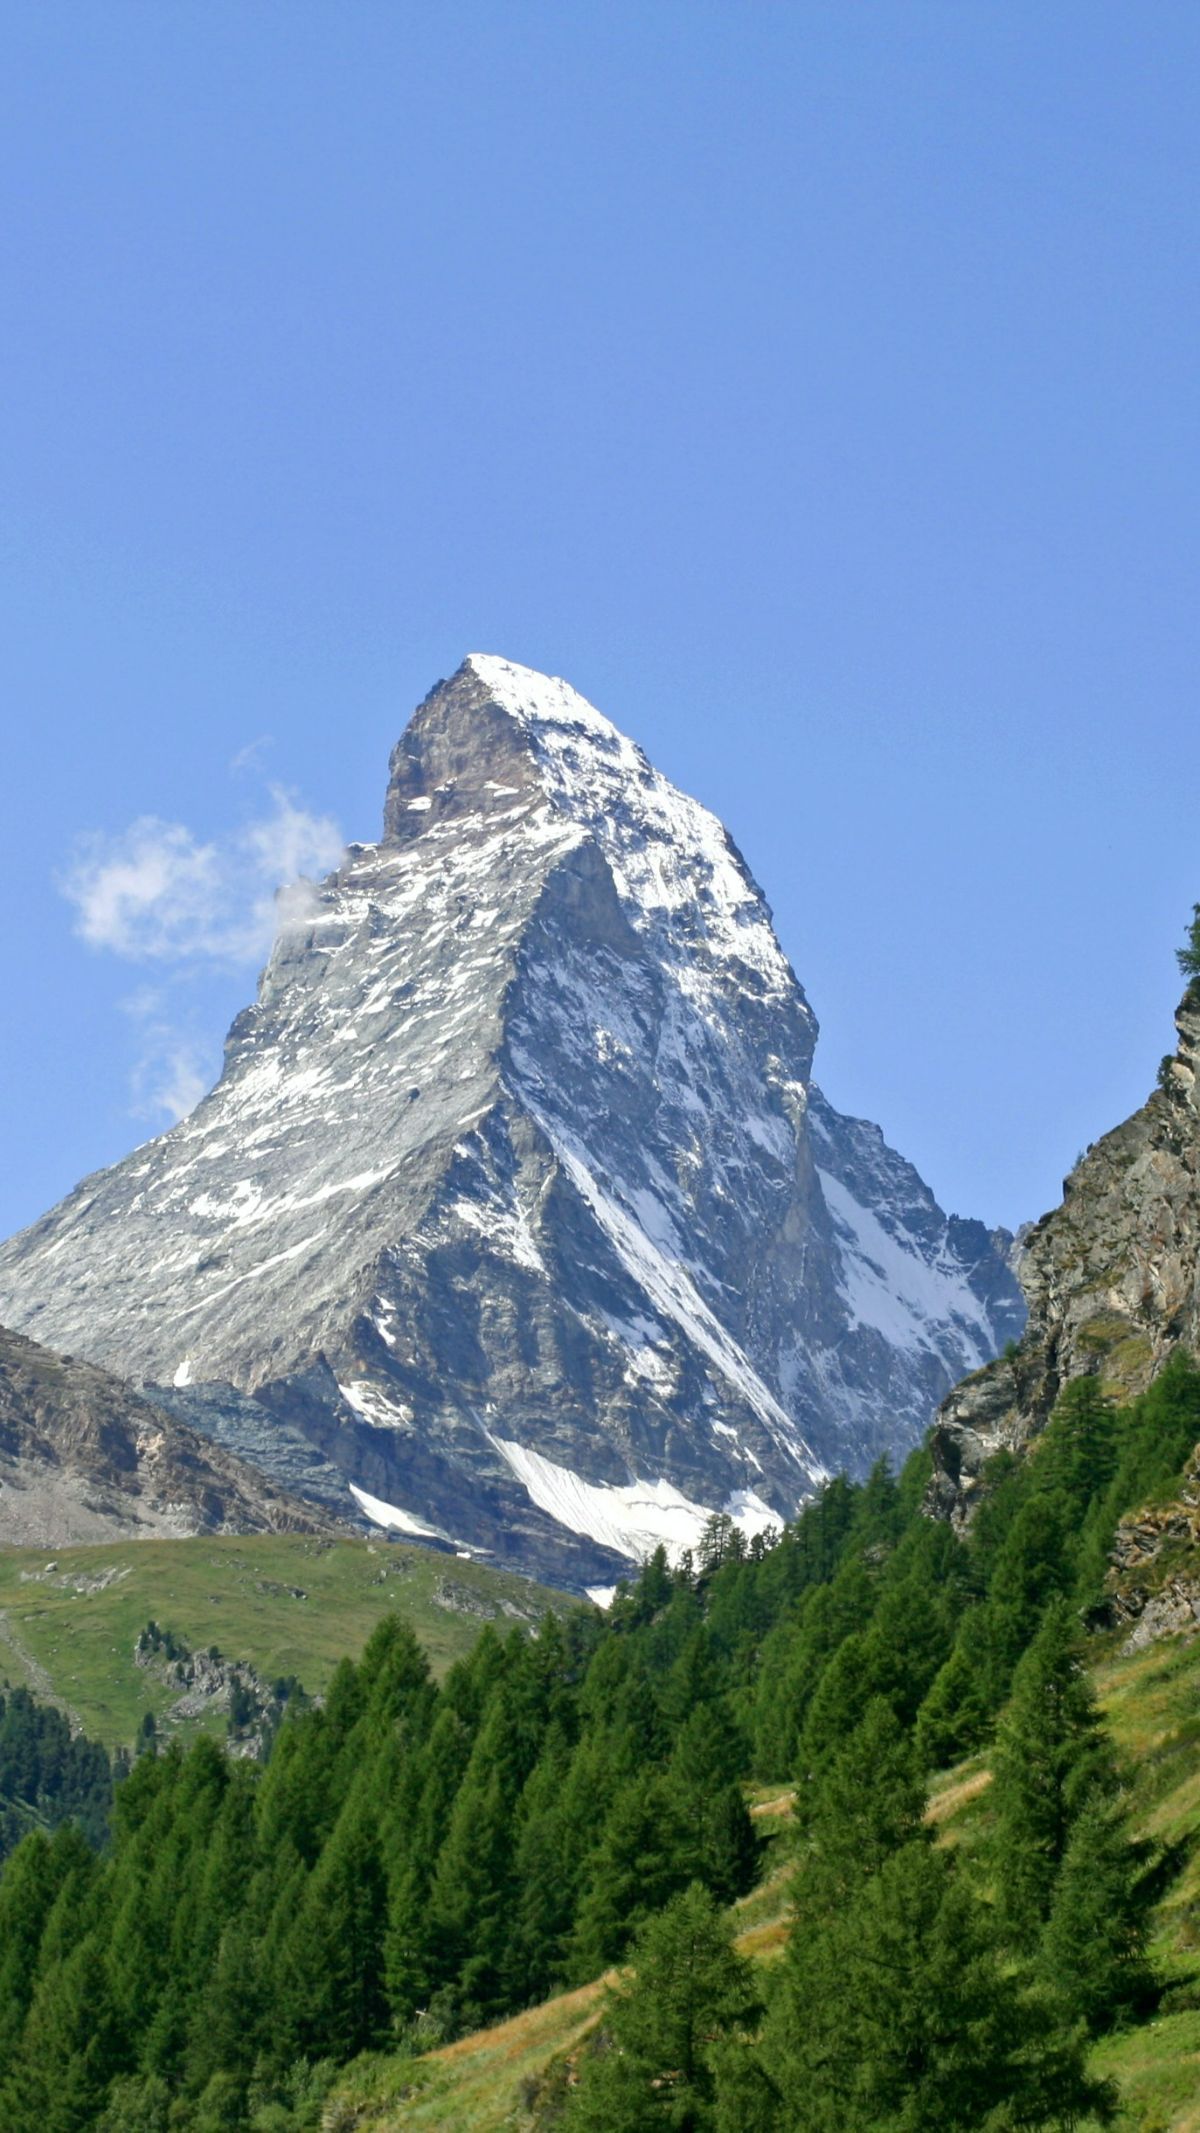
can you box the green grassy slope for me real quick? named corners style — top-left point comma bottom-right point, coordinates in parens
top-left (327, 1632), bottom-right (1200, 2133)
top-left (0, 1534), bottom-right (571, 1749)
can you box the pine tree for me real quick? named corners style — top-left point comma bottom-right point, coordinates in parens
top-left (504, 1723), bottom-right (577, 2005)
top-left (1040, 1793), bottom-right (1156, 2032)
top-left (1036, 1376), bottom-right (1117, 1514)
top-left (990, 1598), bottom-right (1113, 1948)
top-left (913, 1605), bottom-right (996, 1768)
top-left (185, 1912), bottom-right (264, 2094)
top-left (0, 1824), bottom-right (93, 2066)
top-left (3, 1933), bottom-right (127, 2133)
top-left (793, 1630), bottom-right (872, 1779)
top-left (274, 1791), bottom-right (388, 2064)
top-left (384, 1702), bottom-right (473, 2021)
top-left (762, 1837), bottom-right (1114, 2132)
top-left (796, 1697), bottom-right (927, 1907)
top-left (981, 1490), bottom-right (1077, 1708)
top-left (417, 1684), bottom-right (531, 2026)
top-left (564, 1882), bottom-right (762, 2133)
top-left (669, 1701), bottom-right (758, 1904)
top-left (569, 1771), bottom-right (697, 1980)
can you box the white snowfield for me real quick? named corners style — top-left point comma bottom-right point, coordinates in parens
top-left (347, 1481), bottom-right (451, 1542)
top-left (817, 1168), bottom-right (993, 1367)
top-left (486, 1431), bottom-right (779, 1566)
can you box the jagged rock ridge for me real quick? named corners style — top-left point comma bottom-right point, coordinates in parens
top-left (0, 1325), bottom-right (336, 1546)
top-left (0, 656), bottom-right (1023, 1584)
top-left (930, 990), bottom-right (1200, 1529)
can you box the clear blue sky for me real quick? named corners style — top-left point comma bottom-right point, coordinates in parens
top-left (3, 2), bottom-right (1199, 1240)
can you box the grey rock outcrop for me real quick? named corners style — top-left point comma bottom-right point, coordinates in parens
top-left (0, 1325), bottom-right (337, 1546)
top-left (0, 657), bottom-right (1023, 1584)
top-left (930, 993), bottom-right (1200, 1528)
top-left (1090, 1443), bottom-right (1200, 1651)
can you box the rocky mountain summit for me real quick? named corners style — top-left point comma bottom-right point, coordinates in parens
top-left (0, 656), bottom-right (1023, 1584)
top-left (0, 1325), bottom-right (335, 1546)
top-left (930, 989), bottom-right (1200, 1528)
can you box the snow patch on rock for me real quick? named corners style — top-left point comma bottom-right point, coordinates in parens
top-left (486, 1430), bottom-right (779, 1566)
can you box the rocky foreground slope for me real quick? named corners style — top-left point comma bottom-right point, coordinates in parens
top-left (0, 1325), bottom-right (334, 1546)
top-left (0, 657), bottom-right (1022, 1584)
top-left (931, 988), bottom-right (1200, 1526)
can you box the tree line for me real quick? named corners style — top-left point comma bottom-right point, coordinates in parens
top-left (1, 1349), bottom-right (1197, 2131)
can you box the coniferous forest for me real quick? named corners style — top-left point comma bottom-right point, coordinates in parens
top-left (3, 1353), bottom-right (1198, 2130)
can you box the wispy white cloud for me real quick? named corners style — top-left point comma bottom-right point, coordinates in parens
top-left (134, 1038), bottom-right (212, 1126)
top-left (121, 990), bottom-right (216, 1127)
top-left (62, 786), bottom-right (345, 969)
top-left (229, 734), bottom-right (273, 776)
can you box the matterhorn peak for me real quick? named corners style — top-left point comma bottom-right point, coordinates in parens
top-left (0, 657), bottom-right (1024, 1586)
top-left (464, 653), bottom-right (629, 744)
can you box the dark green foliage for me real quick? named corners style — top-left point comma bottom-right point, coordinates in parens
top-left (914, 1605), bottom-right (996, 1768)
top-left (0, 1344), bottom-right (1194, 2128)
top-left (762, 1837), bottom-right (1114, 2131)
top-left (989, 1600), bottom-right (1115, 1947)
top-left (1176, 901), bottom-right (1200, 991)
top-left (980, 1490), bottom-right (1077, 1699)
top-left (569, 1770), bottom-right (697, 1979)
top-left (1035, 1376), bottom-right (1118, 1514)
top-left (274, 1794), bottom-right (389, 2062)
top-left (564, 1882), bottom-right (762, 2133)
top-left (0, 1822), bottom-right (97, 2066)
top-left (0, 1688), bottom-right (112, 1859)
top-left (671, 1700), bottom-right (758, 1901)
top-left (1074, 1350), bottom-right (1200, 1602)
top-left (795, 1698), bottom-right (928, 1903)
top-left (1040, 1795), bottom-right (1157, 2033)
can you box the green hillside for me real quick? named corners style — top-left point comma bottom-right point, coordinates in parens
top-left (0, 1533), bottom-right (571, 1749)
top-left (326, 1631), bottom-right (1200, 2133)
top-left (4, 1359), bottom-right (1200, 2131)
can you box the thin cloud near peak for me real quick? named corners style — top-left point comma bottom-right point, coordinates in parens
top-left (60, 785), bottom-right (345, 970)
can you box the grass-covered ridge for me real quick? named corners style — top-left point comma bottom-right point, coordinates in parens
top-left (329, 1631), bottom-right (1200, 2132)
top-left (0, 1531), bottom-right (570, 1748)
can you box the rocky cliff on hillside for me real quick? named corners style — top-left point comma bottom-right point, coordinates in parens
top-left (930, 992), bottom-right (1200, 1527)
top-left (1092, 1445), bottom-right (1200, 1652)
top-left (0, 656), bottom-right (1023, 1585)
top-left (0, 1325), bottom-right (337, 1546)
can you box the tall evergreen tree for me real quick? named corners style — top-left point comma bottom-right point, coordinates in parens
top-left (1040, 1793), bottom-right (1156, 2033)
top-left (274, 1791), bottom-right (388, 2064)
top-left (564, 1883), bottom-right (762, 2133)
top-left (983, 1492), bottom-right (1077, 1706)
top-left (763, 1838), bottom-right (1113, 2132)
top-left (569, 1771), bottom-right (697, 1981)
top-left (990, 1599), bottom-right (1113, 1947)
top-left (504, 1723), bottom-right (578, 2005)
top-left (0, 1824), bottom-right (93, 2067)
top-left (3, 1933), bottom-right (126, 2133)
top-left (797, 1698), bottom-right (927, 1905)
top-left (669, 1702), bottom-right (758, 1904)
top-left (1036, 1376), bottom-right (1118, 1514)
top-left (913, 1605), bottom-right (996, 1769)
top-left (418, 1685), bottom-right (530, 2026)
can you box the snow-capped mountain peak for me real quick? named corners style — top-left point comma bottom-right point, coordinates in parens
top-left (0, 657), bottom-right (1024, 1585)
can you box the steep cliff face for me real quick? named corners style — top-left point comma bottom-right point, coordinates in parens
top-left (930, 993), bottom-right (1200, 1526)
top-left (0, 1326), bottom-right (335, 1546)
top-left (0, 657), bottom-right (1022, 1584)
